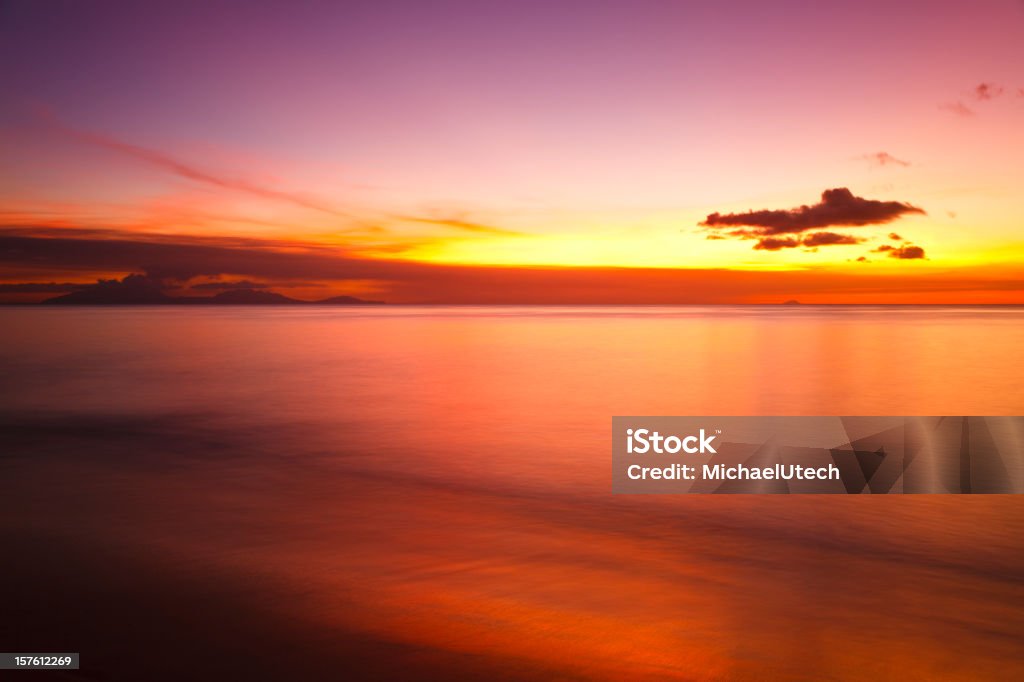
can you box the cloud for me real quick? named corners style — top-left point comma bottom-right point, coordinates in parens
top-left (941, 83), bottom-right (1008, 116)
top-left (873, 243), bottom-right (926, 260)
top-left (0, 226), bottom-right (1015, 303)
top-left (863, 152), bottom-right (910, 168)
top-left (399, 216), bottom-right (524, 236)
top-left (39, 110), bottom-right (349, 217)
top-left (972, 82), bottom-right (1004, 101)
top-left (801, 232), bottom-right (864, 247)
top-left (0, 226), bottom-right (421, 283)
top-left (40, 273), bottom-right (170, 303)
top-left (888, 233), bottom-right (903, 241)
top-left (701, 188), bottom-right (925, 237)
top-left (940, 101), bottom-right (975, 117)
top-left (189, 279), bottom-right (269, 291)
top-left (0, 281), bottom-right (88, 293)
top-left (753, 236), bottom-right (801, 251)
top-left (752, 231), bottom-right (863, 251)
top-left (889, 245), bottom-right (926, 260)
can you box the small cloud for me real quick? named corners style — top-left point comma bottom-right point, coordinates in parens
top-left (863, 152), bottom-right (910, 168)
top-left (890, 244), bottom-right (926, 259)
top-left (856, 256), bottom-right (868, 262)
top-left (940, 101), bottom-right (975, 117)
top-left (888, 232), bottom-right (902, 241)
top-left (754, 236), bottom-right (801, 251)
top-left (873, 243), bottom-right (925, 259)
top-left (972, 82), bottom-right (1004, 101)
top-left (802, 232), bottom-right (863, 247)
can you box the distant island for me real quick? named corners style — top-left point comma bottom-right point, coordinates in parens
top-left (39, 276), bottom-right (384, 305)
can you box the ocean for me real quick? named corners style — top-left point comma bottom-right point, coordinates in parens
top-left (2, 305), bottom-right (1023, 680)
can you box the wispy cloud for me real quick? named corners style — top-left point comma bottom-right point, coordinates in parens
top-left (37, 109), bottom-right (348, 217)
top-left (941, 82), bottom-right (1009, 117)
top-left (862, 152), bottom-right (910, 168)
top-left (940, 101), bottom-right (975, 117)
top-left (972, 82), bottom-right (1004, 101)
top-left (398, 216), bottom-right (524, 236)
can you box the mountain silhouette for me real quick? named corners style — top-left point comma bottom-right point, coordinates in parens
top-left (42, 275), bottom-right (170, 304)
top-left (42, 279), bottom-right (384, 305)
top-left (209, 289), bottom-right (299, 304)
top-left (318, 295), bottom-right (385, 305)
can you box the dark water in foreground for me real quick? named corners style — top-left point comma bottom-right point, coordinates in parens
top-left (2, 306), bottom-right (1023, 680)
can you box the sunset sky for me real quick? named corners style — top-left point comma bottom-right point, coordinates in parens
top-left (1, 0), bottom-right (1023, 302)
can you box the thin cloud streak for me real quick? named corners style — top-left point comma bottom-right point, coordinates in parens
top-left (398, 216), bottom-right (525, 236)
top-left (862, 152), bottom-right (910, 168)
top-left (38, 109), bottom-right (349, 217)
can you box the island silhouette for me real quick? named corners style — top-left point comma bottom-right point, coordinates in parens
top-left (40, 275), bottom-right (383, 305)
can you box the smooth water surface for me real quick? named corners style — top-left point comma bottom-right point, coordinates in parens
top-left (2, 306), bottom-right (1023, 680)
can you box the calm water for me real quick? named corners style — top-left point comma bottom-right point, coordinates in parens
top-left (2, 306), bottom-right (1023, 680)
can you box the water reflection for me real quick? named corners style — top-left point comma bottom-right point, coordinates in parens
top-left (1, 306), bottom-right (1023, 680)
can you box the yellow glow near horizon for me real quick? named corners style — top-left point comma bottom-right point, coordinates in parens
top-left (397, 230), bottom-right (1014, 271)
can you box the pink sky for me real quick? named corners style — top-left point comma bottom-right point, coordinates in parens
top-left (1, 0), bottom-right (1022, 301)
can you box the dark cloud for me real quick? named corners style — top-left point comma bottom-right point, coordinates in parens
top-left (863, 152), bottom-right (910, 168)
top-left (753, 236), bottom-right (801, 251)
top-left (973, 83), bottom-right (1004, 101)
top-left (190, 280), bottom-right (269, 291)
top-left (802, 232), bottom-right (863, 247)
top-left (0, 226), bottom-right (1012, 302)
top-left (41, 274), bottom-right (170, 304)
top-left (701, 188), bottom-right (925, 237)
top-left (889, 245), bottom-right (926, 260)
top-left (751, 231), bottom-right (863, 250)
top-left (872, 243), bottom-right (926, 260)
top-left (888, 233), bottom-right (903, 241)
top-left (188, 279), bottom-right (323, 291)
top-left (0, 226), bottom-right (430, 283)
top-left (0, 281), bottom-right (88, 293)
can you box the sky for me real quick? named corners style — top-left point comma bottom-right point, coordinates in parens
top-left (1, 0), bottom-right (1023, 302)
